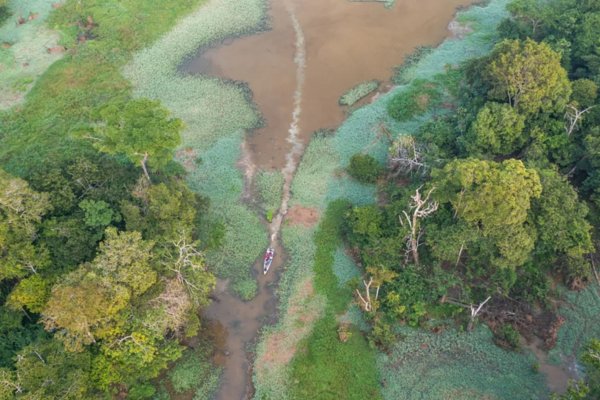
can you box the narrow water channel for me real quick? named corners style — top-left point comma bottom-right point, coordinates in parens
top-left (182, 0), bottom-right (475, 399)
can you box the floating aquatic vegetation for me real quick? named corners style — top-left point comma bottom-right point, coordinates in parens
top-left (256, 170), bottom-right (285, 219)
top-left (549, 284), bottom-right (600, 366)
top-left (339, 80), bottom-right (380, 107)
top-left (379, 326), bottom-right (547, 399)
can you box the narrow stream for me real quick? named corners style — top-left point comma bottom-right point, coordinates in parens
top-left (182, 0), bottom-right (476, 399)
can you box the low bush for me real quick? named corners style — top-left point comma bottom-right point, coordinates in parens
top-left (167, 343), bottom-right (221, 396)
top-left (494, 324), bottom-right (521, 350)
top-left (387, 80), bottom-right (442, 122)
top-left (347, 154), bottom-right (383, 184)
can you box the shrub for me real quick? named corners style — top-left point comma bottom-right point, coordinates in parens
top-left (167, 345), bottom-right (221, 395)
top-left (368, 317), bottom-right (396, 351)
top-left (494, 324), bottom-right (521, 350)
top-left (347, 154), bottom-right (383, 184)
top-left (232, 278), bottom-right (258, 301)
top-left (387, 80), bottom-right (442, 122)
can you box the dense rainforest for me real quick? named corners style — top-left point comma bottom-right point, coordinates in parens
top-left (343, 0), bottom-right (600, 398)
top-left (0, 0), bottom-right (600, 399)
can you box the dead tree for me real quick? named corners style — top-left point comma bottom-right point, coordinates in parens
top-left (565, 104), bottom-right (596, 137)
top-left (400, 187), bottom-right (438, 265)
top-left (355, 267), bottom-right (397, 313)
top-left (167, 234), bottom-right (212, 305)
top-left (443, 296), bottom-right (492, 331)
top-left (389, 135), bottom-right (427, 177)
top-left (356, 277), bottom-right (375, 312)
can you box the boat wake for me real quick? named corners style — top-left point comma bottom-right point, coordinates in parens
top-left (270, 0), bottom-right (306, 245)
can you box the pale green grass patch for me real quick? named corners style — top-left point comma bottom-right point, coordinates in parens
top-left (0, 0), bottom-right (64, 109)
top-left (125, 0), bottom-right (268, 298)
top-left (332, 247), bottom-right (360, 288)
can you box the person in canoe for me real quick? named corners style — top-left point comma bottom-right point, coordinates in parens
top-left (263, 247), bottom-right (275, 274)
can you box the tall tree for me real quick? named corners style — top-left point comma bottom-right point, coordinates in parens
top-left (87, 99), bottom-right (183, 180)
top-left (0, 169), bottom-right (51, 282)
top-left (432, 159), bottom-right (542, 272)
top-left (486, 39), bottom-right (571, 114)
top-left (465, 102), bottom-right (527, 156)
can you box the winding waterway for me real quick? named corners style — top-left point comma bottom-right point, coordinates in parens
top-left (182, 0), bottom-right (475, 398)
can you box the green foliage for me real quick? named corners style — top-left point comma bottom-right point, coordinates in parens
top-left (379, 326), bottom-right (547, 399)
top-left (494, 324), bottom-right (521, 350)
top-left (7, 274), bottom-right (49, 313)
top-left (88, 98), bottom-right (183, 176)
top-left (289, 201), bottom-right (381, 400)
top-left (79, 199), bottom-right (115, 228)
top-left (368, 317), bottom-right (396, 350)
top-left (485, 38), bottom-right (571, 114)
top-left (464, 101), bottom-right (526, 155)
top-left (551, 380), bottom-right (590, 400)
top-left (0, 307), bottom-right (44, 370)
top-left (533, 169), bottom-right (593, 281)
top-left (121, 179), bottom-right (199, 242)
top-left (255, 170), bottom-right (284, 215)
top-left (339, 80), bottom-right (380, 106)
top-left (432, 159), bottom-right (541, 272)
top-left (580, 338), bottom-right (600, 398)
top-left (510, 262), bottom-right (550, 304)
top-left (571, 79), bottom-right (598, 109)
top-left (388, 80), bottom-right (442, 122)
top-left (347, 154), bottom-right (383, 184)
top-left (167, 343), bottom-right (221, 396)
top-left (14, 338), bottom-right (92, 399)
top-left (0, 169), bottom-right (51, 282)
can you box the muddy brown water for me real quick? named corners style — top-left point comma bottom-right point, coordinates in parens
top-left (184, 0), bottom-right (478, 399)
top-left (183, 0), bottom-right (475, 169)
top-left (523, 337), bottom-right (579, 395)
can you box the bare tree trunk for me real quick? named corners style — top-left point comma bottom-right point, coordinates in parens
top-left (443, 296), bottom-right (491, 332)
top-left (356, 277), bottom-right (374, 312)
top-left (401, 187), bottom-right (438, 265)
top-left (468, 296), bottom-right (491, 331)
top-left (140, 152), bottom-right (150, 181)
top-left (565, 105), bottom-right (595, 137)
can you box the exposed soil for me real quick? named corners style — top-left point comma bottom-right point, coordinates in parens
top-left (285, 205), bottom-right (319, 227)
